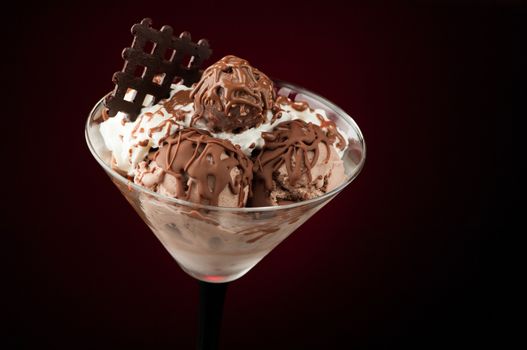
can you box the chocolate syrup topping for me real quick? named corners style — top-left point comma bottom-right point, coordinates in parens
top-left (154, 128), bottom-right (253, 207)
top-left (105, 18), bottom-right (212, 121)
top-left (190, 55), bottom-right (275, 133)
top-left (163, 89), bottom-right (192, 116)
top-left (255, 120), bottom-right (332, 191)
top-left (275, 95), bottom-right (309, 112)
top-left (171, 89), bottom-right (192, 105)
top-left (316, 113), bottom-right (346, 150)
top-left (275, 95), bottom-right (346, 150)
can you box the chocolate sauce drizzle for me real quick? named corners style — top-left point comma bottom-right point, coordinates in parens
top-left (154, 128), bottom-right (253, 207)
top-left (255, 120), bottom-right (331, 191)
top-left (163, 89), bottom-right (192, 120)
top-left (190, 55), bottom-right (275, 133)
top-left (275, 95), bottom-right (346, 150)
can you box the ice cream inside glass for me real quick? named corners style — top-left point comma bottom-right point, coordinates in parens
top-left (86, 55), bottom-right (365, 283)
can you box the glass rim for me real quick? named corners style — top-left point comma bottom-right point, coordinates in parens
top-left (85, 80), bottom-right (366, 213)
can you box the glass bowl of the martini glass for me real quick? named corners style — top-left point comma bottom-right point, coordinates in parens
top-left (85, 80), bottom-right (366, 283)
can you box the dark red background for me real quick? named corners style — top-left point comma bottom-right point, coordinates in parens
top-left (7, 1), bottom-right (516, 349)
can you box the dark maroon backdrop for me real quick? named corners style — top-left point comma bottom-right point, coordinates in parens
top-left (7, 1), bottom-right (515, 349)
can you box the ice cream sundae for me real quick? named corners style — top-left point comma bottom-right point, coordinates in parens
top-left (99, 51), bottom-right (349, 207)
top-left (86, 18), bottom-right (365, 283)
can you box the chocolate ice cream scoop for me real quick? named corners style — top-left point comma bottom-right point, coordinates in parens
top-left (190, 55), bottom-right (275, 133)
top-left (252, 120), bottom-right (346, 206)
top-left (135, 128), bottom-right (253, 207)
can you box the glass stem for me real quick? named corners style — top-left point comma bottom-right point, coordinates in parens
top-left (197, 281), bottom-right (228, 350)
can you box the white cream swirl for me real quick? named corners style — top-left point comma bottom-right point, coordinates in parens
top-left (99, 84), bottom-right (193, 175)
top-left (99, 83), bottom-right (347, 175)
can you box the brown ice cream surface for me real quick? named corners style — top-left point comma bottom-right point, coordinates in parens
top-left (251, 120), bottom-right (346, 206)
top-left (118, 54), bottom-right (350, 208)
top-left (134, 128), bottom-right (253, 207)
top-left (190, 55), bottom-right (275, 133)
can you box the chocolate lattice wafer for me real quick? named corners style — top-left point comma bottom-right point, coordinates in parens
top-left (105, 18), bottom-right (212, 121)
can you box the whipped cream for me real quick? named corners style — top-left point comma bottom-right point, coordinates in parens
top-left (99, 83), bottom-right (347, 175)
top-left (212, 105), bottom-right (347, 158)
top-left (99, 84), bottom-right (193, 175)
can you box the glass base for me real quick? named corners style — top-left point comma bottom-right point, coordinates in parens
top-left (180, 263), bottom-right (252, 283)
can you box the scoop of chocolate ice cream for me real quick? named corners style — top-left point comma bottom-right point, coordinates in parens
top-left (135, 128), bottom-right (253, 207)
top-left (251, 120), bottom-right (346, 206)
top-left (190, 55), bottom-right (275, 133)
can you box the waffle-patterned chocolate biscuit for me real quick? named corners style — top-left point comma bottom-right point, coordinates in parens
top-left (105, 18), bottom-right (212, 121)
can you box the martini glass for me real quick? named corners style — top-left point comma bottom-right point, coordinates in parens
top-left (85, 80), bottom-right (366, 349)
